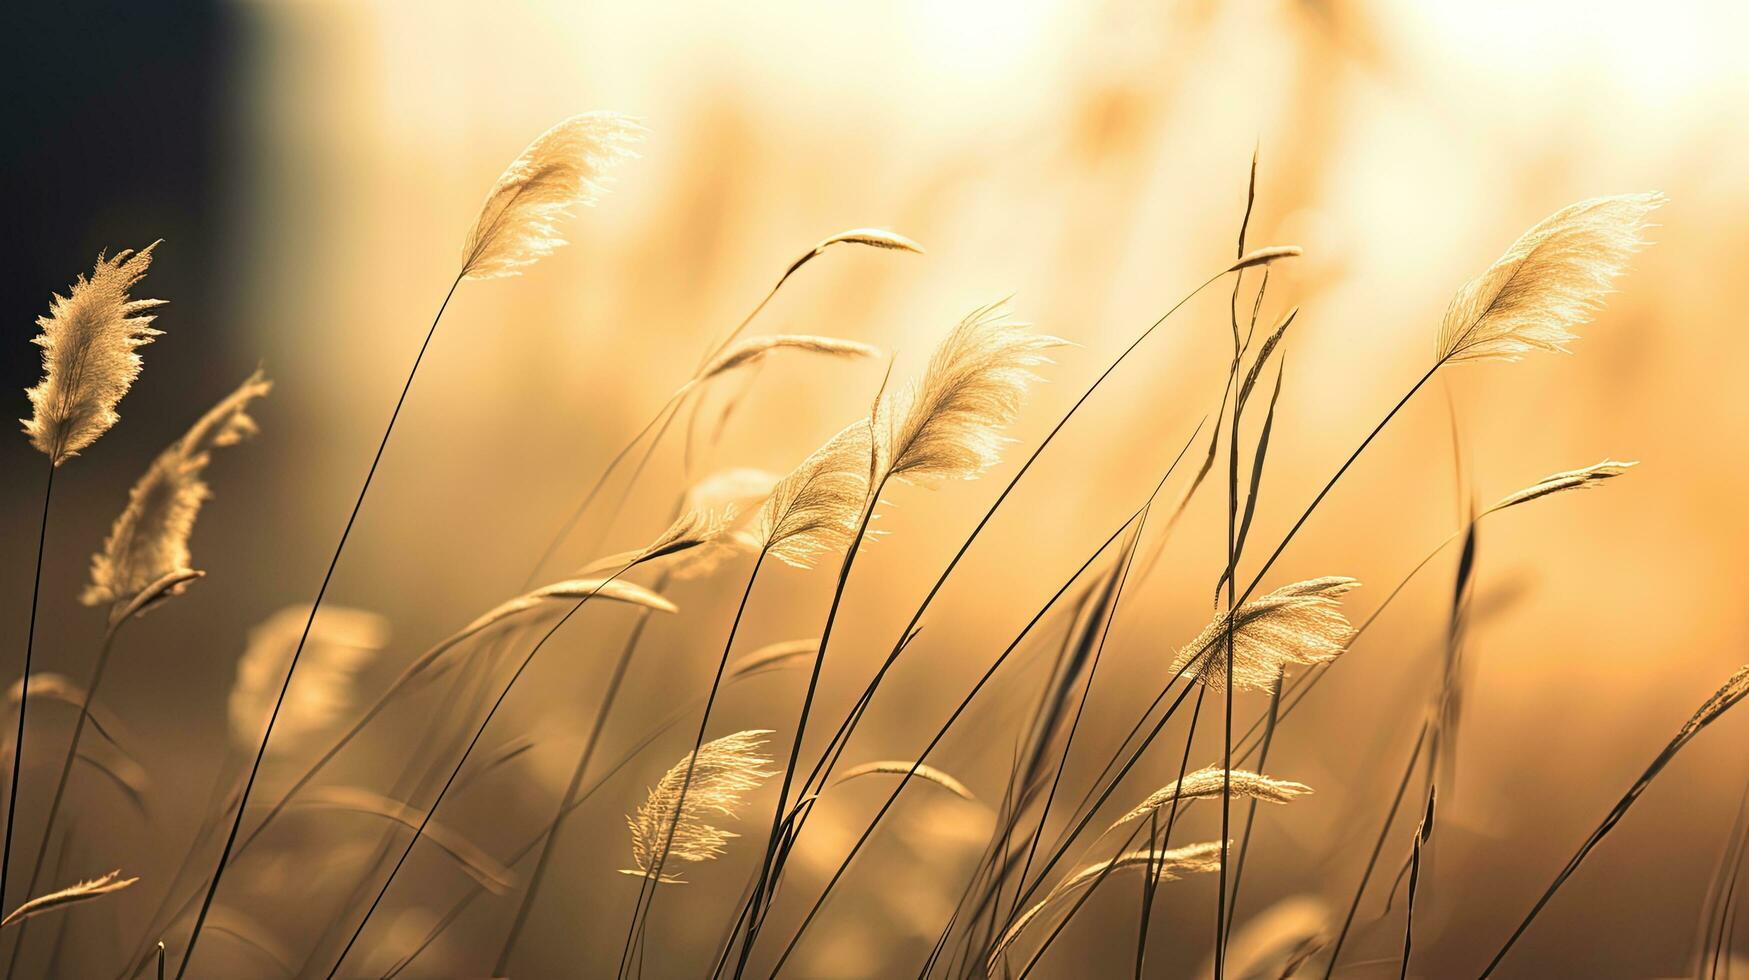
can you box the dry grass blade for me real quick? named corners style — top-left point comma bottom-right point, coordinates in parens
top-left (229, 604), bottom-right (389, 753)
top-left (81, 370), bottom-right (272, 615)
top-left (1481, 663), bottom-right (1749, 976)
top-left (695, 335), bottom-right (880, 385)
top-left (24, 243), bottom-right (165, 464)
top-left (748, 421), bottom-right (874, 569)
top-left (290, 787), bottom-right (518, 895)
top-left (5, 673), bottom-right (129, 747)
top-left (831, 761), bottom-right (976, 801)
top-left (206, 906), bottom-right (296, 977)
top-left (1111, 765), bottom-right (1311, 829)
top-left (989, 841), bottom-right (1225, 973)
top-left (806, 227), bottom-right (924, 259)
top-left (1436, 193), bottom-right (1663, 364)
top-left (873, 300), bottom-right (1065, 487)
top-left (728, 639), bottom-right (821, 679)
top-left (1, 869), bottom-right (137, 928)
top-left (1483, 459), bottom-right (1638, 515)
top-left (460, 111), bottom-right (645, 279)
top-left (623, 730), bottom-right (776, 883)
top-left (1170, 577), bottom-right (1360, 692)
top-left (0, 711), bottom-right (148, 815)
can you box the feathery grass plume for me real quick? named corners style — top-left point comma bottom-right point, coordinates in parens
top-left (990, 841), bottom-right (1225, 972)
top-left (622, 730), bottom-right (776, 883)
top-left (80, 371), bottom-right (272, 617)
top-left (1, 869), bottom-right (137, 928)
top-left (1169, 577), bottom-right (1360, 692)
top-left (460, 112), bottom-right (645, 280)
top-left (728, 639), bottom-right (821, 680)
top-left (22, 244), bottom-right (165, 465)
top-left (747, 421), bottom-right (874, 568)
top-left (1111, 765), bottom-right (1311, 829)
top-left (290, 787), bottom-right (517, 895)
top-left (1435, 193), bottom-right (1664, 365)
top-left (831, 761), bottom-right (976, 801)
top-left (228, 605), bottom-right (389, 752)
top-left (1206, 895), bottom-right (1330, 980)
top-left (694, 336), bottom-right (880, 386)
top-left (684, 467), bottom-right (780, 513)
top-left (1483, 459), bottom-right (1638, 515)
top-left (668, 469), bottom-right (781, 580)
top-left (872, 300), bottom-right (1065, 486)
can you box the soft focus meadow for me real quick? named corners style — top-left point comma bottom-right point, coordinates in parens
top-left (3, 2), bottom-right (1749, 978)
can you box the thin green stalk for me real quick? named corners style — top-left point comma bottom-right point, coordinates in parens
top-left (3, 460), bottom-right (56, 915)
top-left (177, 273), bottom-right (464, 980)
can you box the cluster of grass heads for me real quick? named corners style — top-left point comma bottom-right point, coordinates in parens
top-left (4, 110), bottom-right (1744, 980)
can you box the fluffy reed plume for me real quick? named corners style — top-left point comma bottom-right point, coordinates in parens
top-left (872, 300), bottom-right (1064, 486)
top-left (22, 244), bottom-right (165, 465)
top-left (1206, 895), bottom-right (1330, 980)
top-left (622, 730), bottom-right (776, 883)
top-left (831, 761), bottom-right (976, 801)
top-left (1483, 459), bottom-right (1638, 515)
top-left (1111, 765), bottom-right (1311, 829)
top-left (1, 869), bottom-right (137, 928)
top-left (990, 841), bottom-right (1226, 972)
top-left (1170, 577), bottom-right (1360, 692)
top-left (727, 638), bottom-right (821, 679)
top-left (291, 787), bottom-right (517, 895)
top-left (747, 422), bottom-right (874, 568)
top-left (1435, 193), bottom-right (1664, 364)
top-left (694, 336), bottom-right (880, 386)
top-left (80, 370), bottom-right (272, 615)
top-left (228, 605), bottom-right (390, 752)
top-left (460, 112), bottom-right (645, 280)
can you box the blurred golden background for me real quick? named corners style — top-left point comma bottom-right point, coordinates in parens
top-left (3, 1), bottom-right (1748, 977)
